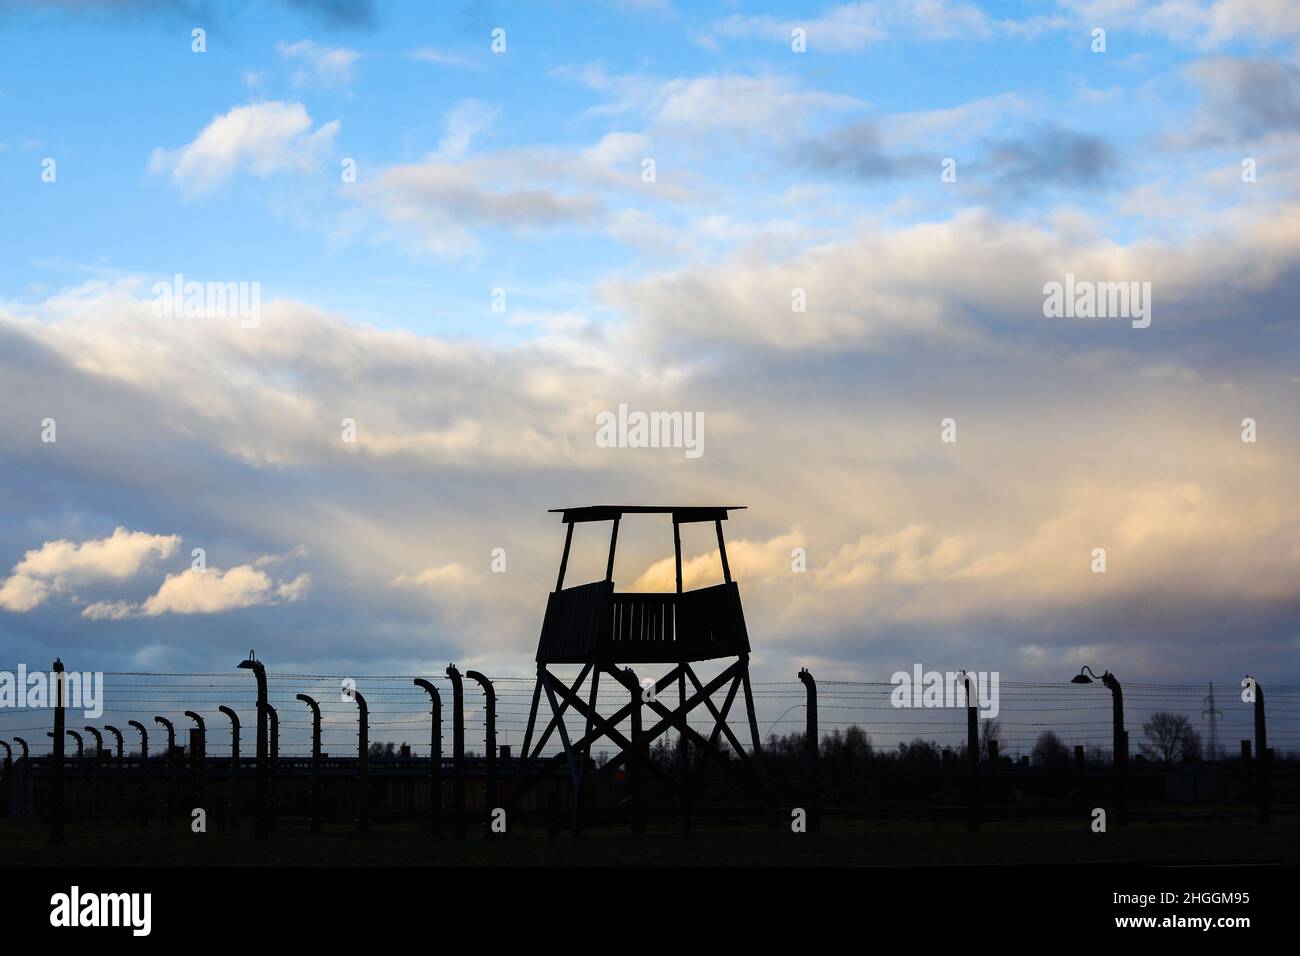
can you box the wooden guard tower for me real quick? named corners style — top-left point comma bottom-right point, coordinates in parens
top-left (511, 505), bottom-right (770, 827)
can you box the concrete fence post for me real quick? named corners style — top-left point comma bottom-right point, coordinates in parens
top-left (445, 664), bottom-right (466, 840)
top-left (1248, 676), bottom-right (1269, 825)
top-left (466, 670), bottom-right (498, 836)
top-left (154, 717), bottom-right (176, 827)
top-left (798, 668), bottom-right (820, 833)
top-left (266, 703), bottom-right (279, 831)
top-left (413, 679), bottom-right (443, 839)
top-left (184, 711), bottom-right (206, 819)
top-left (351, 689), bottom-right (369, 835)
top-left (963, 673), bottom-right (980, 834)
top-left (14, 738), bottom-right (30, 818)
top-left (128, 721), bottom-right (149, 826)
top-left (217, 707), bottom-right (240, 829)
top-left (51, 659), bottom-right (65, 845)
top-left (238, 656), bottom-right (269, 840)
top-left (0, 740), bottom-right (10, 820)
top-left (296, 694), bottom-right (322, 833)
top-left (84, 726), bottom-right (104, 826)
top-left (104, 725), bottom-right (124, 825)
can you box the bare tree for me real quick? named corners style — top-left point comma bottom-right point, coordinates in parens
top-left (980, 719), bottom-right (1002, 760)
top-left (896, 738), bottom-right (940, 766)
top-left (822, 724), bottom-right (872, 761)
top-left (1141, 712), bottom-right (1201, 763)
top-left (1032, 730), bottom-right (1071, 767)
top-left (1085, 744), bottom-right (1112, 766)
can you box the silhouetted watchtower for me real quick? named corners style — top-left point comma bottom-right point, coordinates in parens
top-left (513, 506), bottom-right (769, 827)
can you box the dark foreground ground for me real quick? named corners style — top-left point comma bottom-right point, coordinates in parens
top-left (6, 814), bottom-right (1299, 866)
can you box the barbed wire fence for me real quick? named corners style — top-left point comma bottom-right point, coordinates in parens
top-left (2, 664), bottom-right (1297, 839)
top-left (4, 670), bottom-right (1296, 757)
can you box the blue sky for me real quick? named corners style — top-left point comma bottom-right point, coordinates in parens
top-left (3, 0), bottom-right (1273, 340)
top-left (0, 0), bottom-right (1298, 717)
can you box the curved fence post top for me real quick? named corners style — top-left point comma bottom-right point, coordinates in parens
top-left (14, 737), bottom-right (29, 759)
top-left (295, 693), bottom-right (320, 716)
top-left (184, 710), bottom-right (206, 731)
top-left (104, 725), bottom-right (124, 758)
top-left (414, 678), bottom-right (441, 707)
top-left (798, 667), bottom-right (816, 689)
top-left (154, 716), bottom-right (175, 748)
top-left (128, 720), bottom-right (148, 751)
top-left (84, 726), bottom-right (103, 748)
top-left (218, 705), bottom-right (240, 728)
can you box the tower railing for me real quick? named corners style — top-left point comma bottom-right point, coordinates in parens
top-left (537, 580), bottom-right (748, 664)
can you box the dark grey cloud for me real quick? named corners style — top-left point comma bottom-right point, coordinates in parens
top-left (981, 123), bottom-right (1119, 190)
top-left (1, 273), bottom-right (1298, 696)
top-left (0, 0), bottom-right (215, 23)
top-left (791, 120), bottom-right (1118, 195)
top-left (459, 0), bottom-right (492, 33)
top-left (1189, 57), bottom-right (1300, 140)
top-left (3, 0), bottom-right (377, 29)
top-left (791, 121), bottom-right (933, 181)
top-left (282, 0), bottom-right (376, 28)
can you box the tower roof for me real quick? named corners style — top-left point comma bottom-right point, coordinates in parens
top-left (548, 505), bottom-right (745, 524)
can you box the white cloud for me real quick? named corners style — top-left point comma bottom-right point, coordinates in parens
top-left (3, 173), bottom-right (1299, 676)
top-left (0, 573), bottom-right (49, 613)
top-left (356, 120), bottom-right (670, 257)
top-left (568, 67), bottom-right (858, 140)
top-left (11, 526), bottom-right (179, 581)
top-left (617, 0), bottom-right (674, 11)
top-left (140, 564), bottom-right (311, 616)
top-left (605, 202), bottom-right (1300, 351)
top-left (3, 281), bottom-right (620, 468)
top-left (275, 572), bottom-right (312, 602)
top-left (705, 2), bottom-right (886, 51)
top-left (707, 1), bottom-right (1300, 51)
top-left (627, 475), bottom-right (1300, 639)
top-left (0, 527), bottom-right (180, 613)
top-left (651, 75), bottom-right (857, 138)
top-left (0, 525), bottom-right (308, 618)
top-left (408, 47), bottom-right (482, 70)
top-left (148, 101), bottom-right (340, 194)
top-left (1059, 0), bottom-right (1300, 46)
top-left (391, 562), bottom-right (475, 590)
top-left (437, 99), bottom-right (499, 159)
top-left (363, 162), bottom-right (603, 256)
top-left (703, 1), bottom-right (998, 51)
top-left (276, 39), bottom-right (360, 88)
top-left (81, 599), bottom-right (135, 621)
top-left (879, 92), bottom-right (1028, 149)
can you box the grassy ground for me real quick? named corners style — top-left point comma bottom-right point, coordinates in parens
top-left (6, 816), bottom-right (1300, 866)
